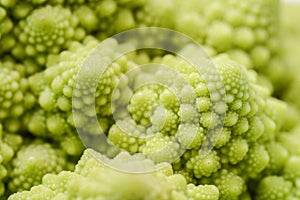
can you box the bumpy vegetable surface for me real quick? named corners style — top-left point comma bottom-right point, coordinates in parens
top-left (0, 0), bottom-right (300, 199)
top-left (7, 140), bottom-right (70, 193)
top-left (8, 149), bottom-right (220, 200)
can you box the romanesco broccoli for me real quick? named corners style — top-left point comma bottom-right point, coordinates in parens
top-left (7, 140), bottom-right (70, 193)
top-left (0, 0), bottom-right (299, 199)
top-left (8, 149), bottom-right (220, 200)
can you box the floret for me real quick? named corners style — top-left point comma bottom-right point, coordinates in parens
top-left (219, 137), bottom-right (249, 165)
top-left (8, 149), bottom-right (219, 200)
top-left (108, 118), bottom-right (146, 153)
top-left (187, 184), bottom-right (219, 200)
top-left (96, 52), bottom-right (284, 196)
top-left (185, 150), bottom-right (221, 179)
top-left (137, 0), bottom-right (280, 71)
top-left (128, 85), bottom-right (161, 126)
top-left (7, 140), bottom-right (69, 193)
top-left (74, 0), bottom-right (144, 39)
top-left (281, 2), bottom-right (300, 101)
top-left (176, 124), bottom-right (205, 149)
top-left (13, 5), bottom-right (81, 67)
top-left (256, 176), bottom-right (292, 200)
top-left (237, 144), bottom-right (270, 179)
top-left (137, 0), bottom-right (291, 95)
top-left (277, 126), bottom-right (300, 156)
top-left (19, 39), bottom-right (289, 200)
top-left (283, 156), bottom-right (300, 183)
top-left (26, 37), bottom-right (126, 155)
top-left (141, 133), bottom-right (181, 163)
top-left (264, 142), bottom-right (289, 174)
top-left (0, 67), bottom-right (24, 119)
top-left (0, 5), bottom-right (16, 55)
top-left (0, 61), bottom-right (35, 133)
top-left (0, 124), bottom-right (23, 196)
top-left (213, 170), bottom-right (245, 200)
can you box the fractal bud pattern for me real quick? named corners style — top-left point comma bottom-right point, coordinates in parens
top-left (0, 0), bottom-right (299, 200)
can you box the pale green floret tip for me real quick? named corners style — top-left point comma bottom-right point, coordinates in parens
top-left (108, 119), bottom-right (145, 153)
top-left (128, 86), bottom-right (159, 126)
top-left (175, 12), bottom-right (206, 42)
top-left (238, 144), bottom-right (270, 179)
top-left (250, 46), bottom-right (270, 69)
top-left (142, 134), bottom-right (181, 163)
top-left (277, 129), bottom-right (300, 156)
top-left (283, 156), bottom-right (300, 182)
top-left (8, 185), bottom-right (56, 200)
top-left (114, 9), bottom-right (136, 32)
top-left (16, 5), bottom-right (81, 66)
top-left (234, 27), bottom-right (255, 50)
top-left (58, 133), bottom-right (84, 156)
top-left (8, 141), bottom-right (68, 192)
top-left (264, 142), bottom-right (289, 174)
top-left (0, 67), bottom-right (23, 119)
top-left (96, 0), bottom-right (117, 17)
top-left (186, 150), bottom-right (221, 178)
top-left (256, 176), bottom-right (293, 200)
top-left (245, 116), bottom-right (265, 141)
top-left (264, 97), bottom-right (287, 131)
top-left (187, 184), bottom-right (219, 200)
top-left (167, 174), bottom-right (187, 193)
top-left (176, 124), bottom-right (204, 149)
top-left (179, 104), bottom-right (199, 124)
top-left (226, 49), bottom-right (252, 68)
top-left (46, 113), bottom-right (69, 136)
top-left (233, 117), bottom-right (249, 135)
top-left (8, 149), bottom-right (203, 200)
top-left (74, 6), bottom-right (99, 32)
top-left (214, 170), bottom-right (244, 200)
top-left (27, 109), bottom-right (48, 137)
top-left (0, 142), bottom-right (14, 163)
top-left (214, 128), bottom-right (231, 148)
top-left (159, 89), bottom-right (180, 112)
top-left (224, 111), bottom-right (239, 126)
top-left (207, 22), bottom-right (233, 52)
top-left (199, 112), bottom-right (220, 128)
top-left (0, 62), bottom-right (34, 133)
top-left (150, 106), bottom-right (179, 136)
top-left (196, 97), bottom-right (212, 113)
top-left (220, 137), bottom-right (248, 164)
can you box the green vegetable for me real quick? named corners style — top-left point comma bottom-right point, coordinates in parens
top-left (15, 5), bottom-right (81, 66)
top-left (0, 62), bottom-right (35, 133)
top-left (0, 124), bottom-right (23, 196)
top-left (256, 176), bottom-right (293, 200)
top-left (7, 140), bottom-right (70, 193)
top-left (282, 2), bottom-right (300, 108)
top-left (137, 0), bottom-right (279, 69)
top-left (8, 149), bottom-right (219, 200)
top-left (0, 0), bottom-right (299, 199)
